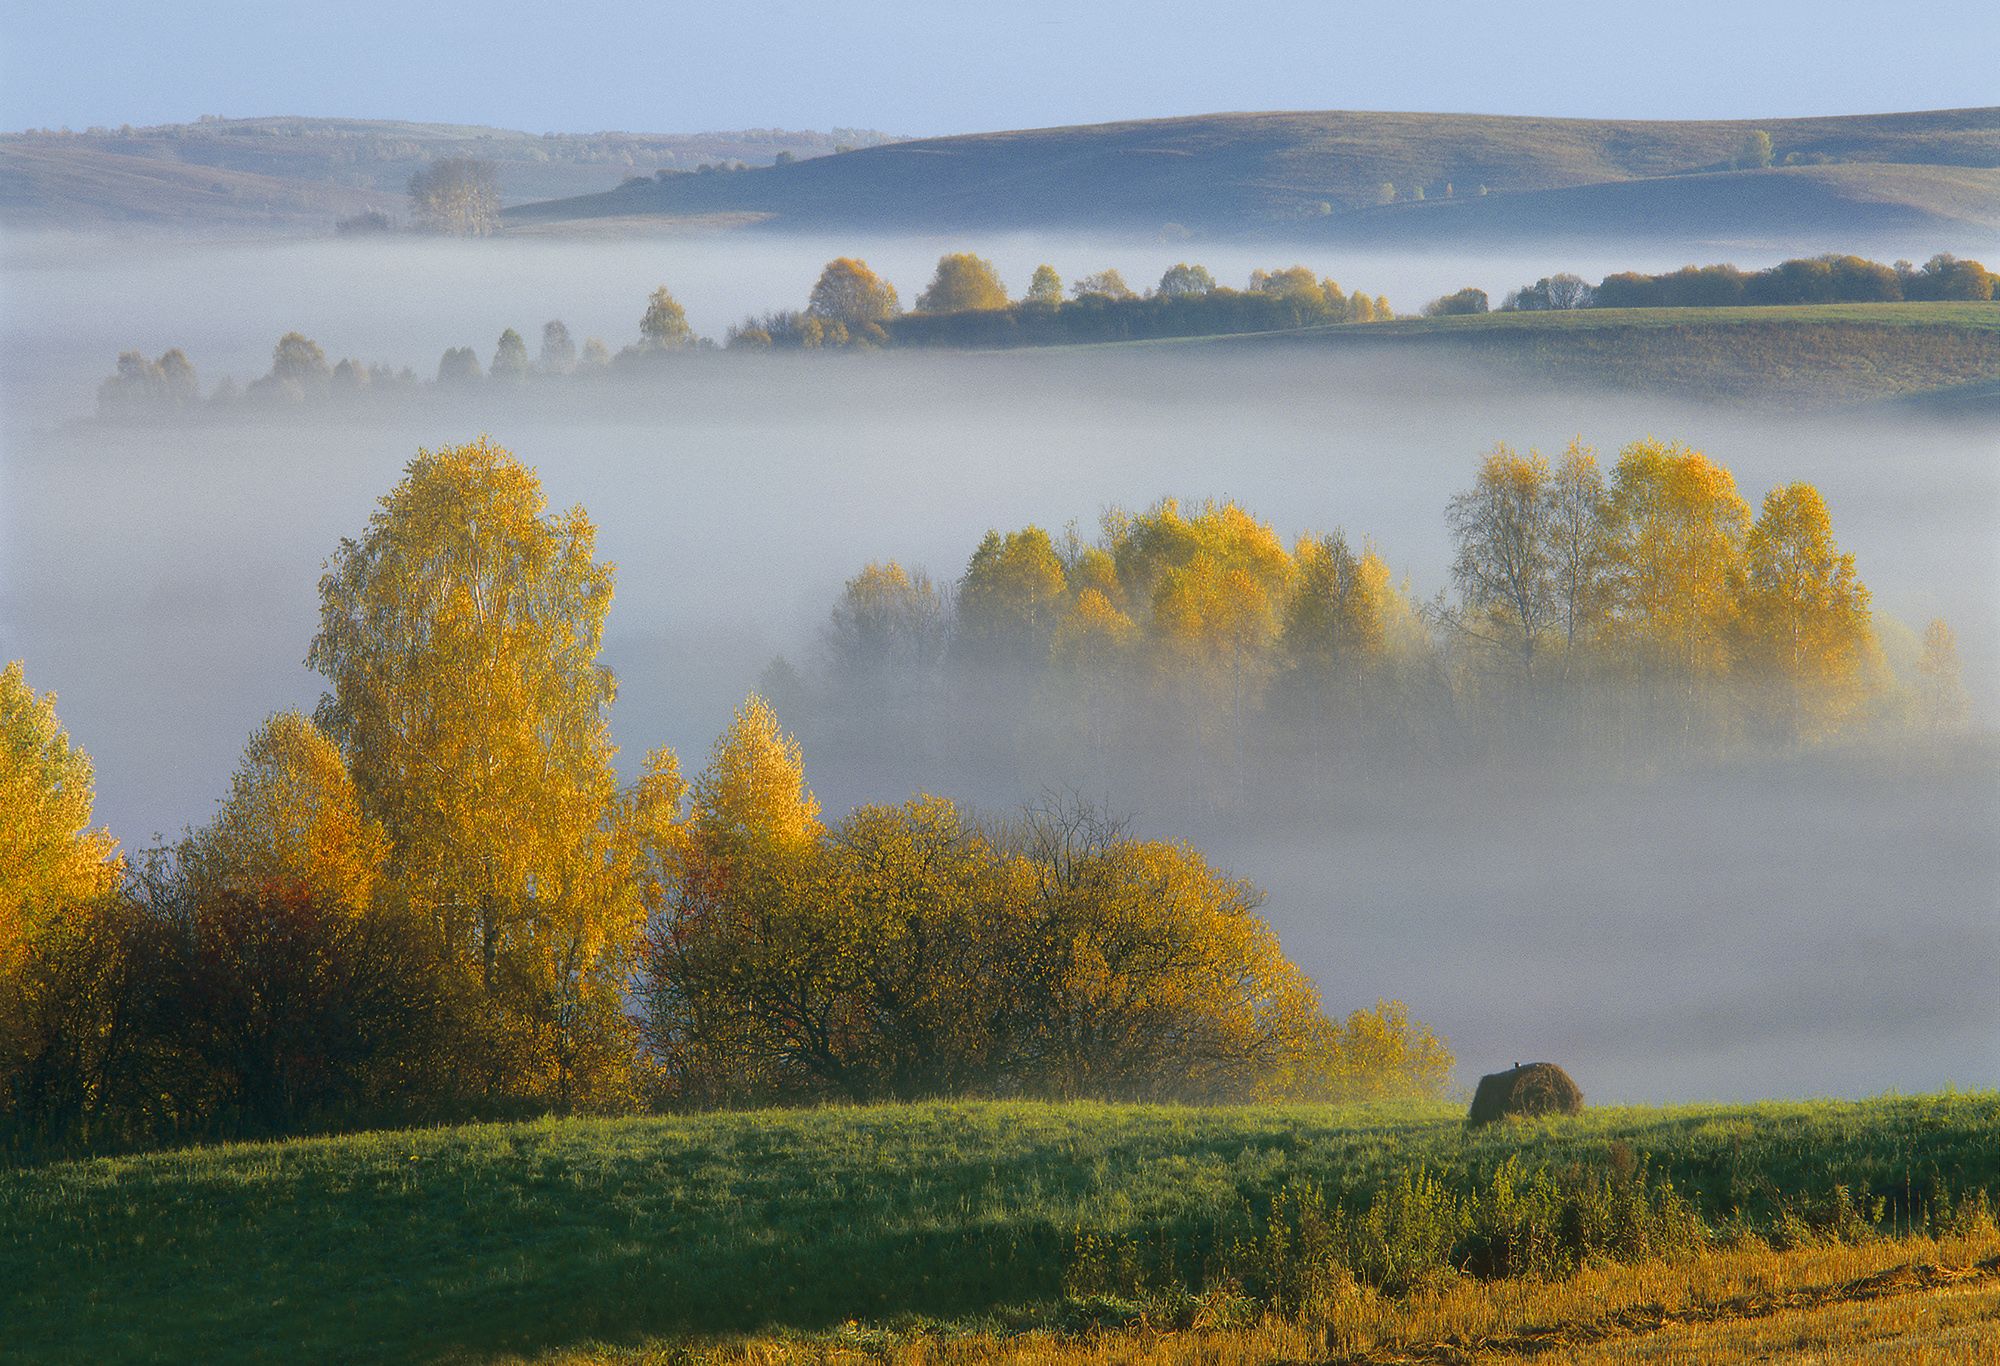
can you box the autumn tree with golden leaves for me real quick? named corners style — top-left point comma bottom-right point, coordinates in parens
top-left (0, 661), bottom-right (121, 969)
top-left (914, 253), bottom-right (1010, 313)
top-left (1738, 483), bottom-right (1878, 742)
top-left (308, 436), bottom-right (640, 1107)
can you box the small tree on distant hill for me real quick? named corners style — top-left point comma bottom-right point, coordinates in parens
top-left (1157, 263), bottom-right (1218, 298)
top-left (490, 329), bottom-right (529, 384)
top-left (1422, 287), bottom-right (1489, 317)
top-left (915, 253), bottom-right (1009, 313)
top-left (437, 346), bottom-right (482, 385)
top-left (539, 321), bottom-right (576, 375)
top-left (1735, 130), bottom-right (1774, 169)
top-left (639, 287), bottom-right (693, 350)
top-left (1024, 264), bottom-right (1064, 309)
top-left (408, 158), bottom-right (500, 236)
top-left (1072, 269), bottom-right (1136, 301)
top-left (808, 258), bottom-right (900, 326)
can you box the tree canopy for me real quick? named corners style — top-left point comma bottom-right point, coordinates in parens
top-left (0, 661), bottom-right (121, 968)
top-left (307, 436), bottom-right (635, 1105)
top-left (808, 258), bottom-right (900, 327)
top-left (639, 286), bottom-right (693, 350)
top-left (914, 253), bottom-right (1009, 313)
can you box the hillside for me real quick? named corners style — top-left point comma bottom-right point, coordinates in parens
top-left (6, 1094), bottom-right (1995, 1363)
top-left (504, 106), bottom-right (2000, 244)
top-left (1311, 163), bottom-right (2000, 245)
top-left (1143, 302), bottom-right (2000, 407)
top-left (0, 117), bottom-right (903, 231)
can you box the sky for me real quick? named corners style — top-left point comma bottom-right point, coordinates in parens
top-left (4, 0), bottom-right (1997, 137)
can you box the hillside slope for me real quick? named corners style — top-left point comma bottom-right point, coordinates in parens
top-left (1311, 163), bottom-right (2000, 245)
top-left (0, 117), bottom-right (903, 231)
top-left (5, 1094), bottom-right (1994, 1362)
top-left (1188, 303), bottom-right (2000, 406)
top-left (504, 106), bottom-right (2000, 243)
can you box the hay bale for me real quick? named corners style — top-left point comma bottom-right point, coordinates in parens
top-left (1467, 1062), bottom-right (1583, 1126)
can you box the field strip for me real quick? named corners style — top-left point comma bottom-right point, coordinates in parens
top-left (1315, 1254), bottom-right (2000, 1364)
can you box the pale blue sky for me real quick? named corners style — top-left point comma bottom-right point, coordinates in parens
top-left (4, 0), bottom-right (1996, 135)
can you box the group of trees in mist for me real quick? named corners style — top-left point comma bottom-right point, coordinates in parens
top-left (94, 254), bottom-right (1395, 417)
top-left (768, 438), bottom-right (1970, 809)
top-left (99, 318), bottom-right (639, 417)
top-left (729, 254), bottom-right (1395, 351)
top-left (0, 440), bottom-right (1448, 1152)
top-left (1422, 252), bottom-right (1997, 316)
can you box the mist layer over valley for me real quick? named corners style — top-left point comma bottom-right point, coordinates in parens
top-left (4, 230), bottom-right (1996, 1108)
top-left (10, 227), bottom-right (2000, 429)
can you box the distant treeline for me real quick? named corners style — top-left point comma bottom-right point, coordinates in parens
top-left (95, 256), bottom-right (1398, 415)
top-left (95, 248), bottom-right (1996, 418)
top-left (1423, 252), bottom-right (1997, 315)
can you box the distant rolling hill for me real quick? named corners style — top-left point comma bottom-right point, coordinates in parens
top-left (1310, 163), bottom-right (2000, 246)
top-left (505, 106), bottom-right (2000, 247)
top-left (0, 117), bottom-right (903, 232)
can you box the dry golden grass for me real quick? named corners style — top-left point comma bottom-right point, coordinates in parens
top-left (525, 1231), bottom-right (2000, 1365)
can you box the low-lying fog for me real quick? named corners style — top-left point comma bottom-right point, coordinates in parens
top-left (3, 230), bottom-right (1996, 1106)
top-left (6, 225), bottom-right (1998, 428)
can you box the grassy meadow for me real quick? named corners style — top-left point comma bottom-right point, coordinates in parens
top-left (7, 1092), bottom-right (1997, 1363)
top-left (1209, 301), bottom-right (2000, 406)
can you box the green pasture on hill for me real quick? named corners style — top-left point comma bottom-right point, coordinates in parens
top-left (5, 1092), bottom-right (1996, 1364)
top-left (1355, 301), bottom-right (2000, 335)
top-left (1161, 302), bottom-right (2000, 405)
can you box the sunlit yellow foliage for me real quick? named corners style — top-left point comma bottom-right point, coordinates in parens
top-left (1065, 545), bottom-right (1124, 607)
top-left (308, 435), bottom-right (636, 1105)
top-left (1051, 589), bottom-right (1138, 677)
top-left (1248, 264), bottom-right (1326, 301)
top-left (821, 797), bottom-right (1022, 1096)
top-left (689, 695), bottom-right (823, 856)
top-left (647, 696), bottom-right (828, 1104)
top-left (1274, 533), bottom-right (1392, 735)
top-left (0, 661), bottom-right (121, 968)
top-left (187, 711), bottom-right (387, 914)
top-left (958, 528), bottom-right (1069, 661)
top-left (1323, 998), bottom-right (1456, 1099)
top-left (914, 253), bottom-right (1010, 313)
top-left (1109, 498), bottom-right (1292, 610)
top-left (1109, 500), bottom-right (1295, 739)
top-left (642, 776), bottom-right (1449, 1106)
top-left (1024, 263), bottom-right (1065, 308)
top-left (1017, 816), bottom-right (1346, 1102)
top-left (1603, 439), bottom-right (1751, 690)
top-left (807, 257), bottom-right (900, 326)
top-left (1739, 483), bottom-right (1879, 741)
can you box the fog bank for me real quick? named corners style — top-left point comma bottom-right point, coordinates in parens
top-left (4, 232), bottom-right (1996, 1105)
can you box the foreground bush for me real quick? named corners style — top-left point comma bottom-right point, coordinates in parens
top-left (642, 700), bottom-right (1451, 1109)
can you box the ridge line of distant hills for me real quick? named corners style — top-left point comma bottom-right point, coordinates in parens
top-left (6, 108), bottom-right (1997, 247)
top-left (0, 117), bottom-right (905, 232)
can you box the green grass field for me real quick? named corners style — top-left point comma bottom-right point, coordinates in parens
top-left (1170, 302), bottom-right (2000, 406)
top-left (6, 1092), bottom-right (1995, 1364)
top-left (1348, 301), bottom-right (2000, 334)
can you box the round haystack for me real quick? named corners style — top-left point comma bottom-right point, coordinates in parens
top-left (1466, 1062), bottom-right (1583, 1126)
